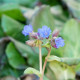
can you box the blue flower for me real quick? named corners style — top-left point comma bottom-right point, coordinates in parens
top-left (38, 26), bottom-right (51, 38)
top-left (22, 25), bottom-right (33, 36)
top-left (55, 37), bottom-right (65, 48)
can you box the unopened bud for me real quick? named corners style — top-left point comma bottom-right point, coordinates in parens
top-left (51, 37), bottom-right (57, 48)
top-left (52, 29), bottom-right (59, 37)
top-left (26, 40), bottom-right (36, 47)
top-left (30, 32), bottom-right (38, 39)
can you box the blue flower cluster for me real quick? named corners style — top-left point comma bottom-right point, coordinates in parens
top-left (55, 37), bottom-right (65, 48)
top-left (38, 26), bottom-right (51, 38)
top-left (22, 25), bottom-right (51, 39)
top-left (22, 24), bottom-right (65, 48)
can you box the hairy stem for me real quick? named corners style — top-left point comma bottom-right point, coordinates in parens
top-left (39, 44), bottom-right (43, 80)
top-left (42, 47), bottom-right (51, 76)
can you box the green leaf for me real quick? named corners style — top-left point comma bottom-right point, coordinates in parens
top-left (31, 5), bottom-right (54, 31)
top-left (0, 22), bottom-right (4, 37)
top-left (2, 0), bottom-right (38, 8)
top-left (63, 0), bottom-right (80, 19)
top-left (47, 55), bottom-right (61, 62)
top-left (2, 15), bottom-right (28, 42)
top-left (24, 67), bottom-right (41, 77)
top-left (0, 27), bottom-right (4, 38)
top-left (75, 63), bottom-right (80, 72)
top-left (49, 61), bottom-right (75, 80)
top-left (0, 4), bottom-right (25, 21)
top-left (47, 55), bottom-right (80, 65)
top-left (6, 42), bottom-right (26, 69)
top-left (9, 38), bottom-right (39, 69)
top-left (51, 19), bottom-right (80, 62)
top-left (61, 19), bottom-right (80, 58)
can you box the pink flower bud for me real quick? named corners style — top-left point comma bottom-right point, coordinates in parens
top-left (51, 37), bottom-right (57, 48)
top-left (26, 40), bottom-right (36, 47)
top-left (52, 29), bottom-right (59, 37)
top-left (30, 32), bottom-right (38, 39)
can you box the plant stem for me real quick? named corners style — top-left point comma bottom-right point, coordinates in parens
top-left (39, 44), bottom-right (43, 80)
top-left (42, 47), bottom-right (51, 76)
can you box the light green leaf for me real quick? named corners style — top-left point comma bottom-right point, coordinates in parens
top-left (6, 42), bottom-right (26, 69)
top-left (47, 55), bottom-right (61, 62)
top-left (75, 63), bottom-right (80, 72)
top-left (31, 5), bottom-right (54, 31)
top-left (51, 19), bottom-right (80, 62)
top-left (61, 19), bottom-right (80, 58)
top-left (47, 55), bottom-right (80, 65)
top-left (2, 0), bottom-right (38, 7)
top-left (2, 15), bottom-right (28, 42)
top-left (0, 4), bottom-right (25, 21)
top-left (63, 0), bottom-right (80, 19)
top-left (24, 67), bottom-right (41, 77)
top-left (49, 61), bottom-right (75, 80)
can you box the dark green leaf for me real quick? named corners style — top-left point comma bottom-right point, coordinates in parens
top-left (6, 42), bottom-right (26, 69)
top-left (2, 15), bottom-right (28, 42)
top-left (0, 4), bottom-right (25, 21)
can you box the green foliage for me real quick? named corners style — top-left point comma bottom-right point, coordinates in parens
top-left (0, 4), bottom-right (25, 21)
top-left (0, 1), bottom-right (80, 80)
top-left (6, 42), bottom-right (26, 69)
top-left (61, 19), bottom-right (80, 57)
top-left (24, 67), bottom-right (41, 77)
top-left (49, 61), bottom-right (75, 80)
top-left (2, 15), bottom-right (28, 42)
top-left (1, 0), bottom-right (38, 8)
top-left (31, 5), bottom-right (55, 31)
top-left (63, 0), bottom-right (80, 19)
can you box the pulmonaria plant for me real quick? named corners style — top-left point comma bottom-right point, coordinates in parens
top-left (22, 24), bottom-right (65, 80)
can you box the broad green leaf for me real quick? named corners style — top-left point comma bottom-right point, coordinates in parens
top-left (49, 61), bottom-right (75, 80)
top-left (47, 55), bottom-right (61, 62)
top-left (47, 55), bottom-right (80, 65)
top-left (2, 15), bottom-right (28, 42)
top-left (63, 0), bottom-right (80, 19)
top-left (2, 0), bottom-right (38, 8)
top-left (40, 0), bottom-right (60, 6)
top-left (46, 66), bottom-right (56, 80)
top-left (51, 19), bottom-right (80, 61)
top-left (10, 37), bottom-right (34, 57)
top-left (31, 5), bottom-right (54, 31)
top-left (0, 4), bottom-right (25, 21)
top-left (24, 67), bottom-right (41, 77)
top-left (0, 22), bottom-right (4, 37)
top-left (0, 26), bottom-right (4, 38)
top-left (75, 63), bottom-right (80, 72)
top-left (51, 5), bottom-right (67, 28)
top-left (61, 19), bottom-right (80, 58)
top-left (6, 42), bottom-right (26, 69)
top-left (9, 38), bottom-right (39, 69)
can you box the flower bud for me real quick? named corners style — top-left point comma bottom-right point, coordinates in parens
top-left (51, 37), bottom-right (57, 48)
top-left (30, 32), bottom-right (38, 39)
top-left (52, 29), bottom-right (59, 37)
top-left (26, 40), bottom-right (36, 47)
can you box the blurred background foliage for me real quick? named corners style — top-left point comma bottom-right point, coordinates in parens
top-left (0, 0), bottom-right (80, 80)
